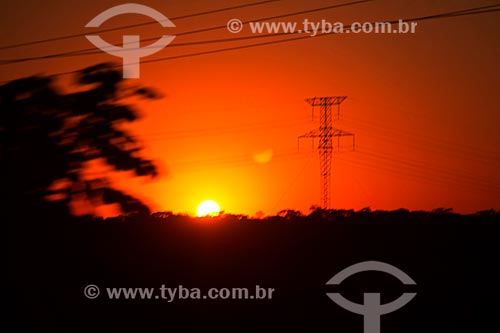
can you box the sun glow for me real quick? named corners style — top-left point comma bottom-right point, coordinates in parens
top-left (197, 200), bottom-right (221, 217)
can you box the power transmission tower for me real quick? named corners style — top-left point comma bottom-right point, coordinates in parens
top-left (298, 96), bottom-right (355, 209)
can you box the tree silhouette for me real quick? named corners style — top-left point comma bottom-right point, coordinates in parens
top-left (1, 63), bottom-right (159, 217)
top-left (278, 209), bottom-right (303, 220)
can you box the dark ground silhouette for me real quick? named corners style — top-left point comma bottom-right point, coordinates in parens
top-left (7, 209), bottom-right (500, 332)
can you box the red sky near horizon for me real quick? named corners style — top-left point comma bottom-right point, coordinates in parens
top-left (1, 0), bottom-right (499, 216)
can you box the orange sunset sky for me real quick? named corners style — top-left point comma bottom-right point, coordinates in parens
top-left (1, 0), bottom-right (499, 216)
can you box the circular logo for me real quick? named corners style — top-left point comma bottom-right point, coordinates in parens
top-left (227, 19), bottom-right (244, 34)
top-left (84, 284), bottom-right (100, 299)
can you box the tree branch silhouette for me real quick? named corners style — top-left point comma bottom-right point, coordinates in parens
top-left (1, 63), bottom-right (160, 217)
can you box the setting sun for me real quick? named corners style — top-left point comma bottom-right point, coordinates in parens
top-left (197, 200), bottom-right (221, 217)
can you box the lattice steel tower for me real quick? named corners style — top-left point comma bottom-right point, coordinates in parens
top-left (298, 97), bottom-right (354, 209)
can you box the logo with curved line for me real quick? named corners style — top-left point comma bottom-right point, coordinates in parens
top-left (326, 261), bottom-right (416, 333)
top-left (85, 3), bottom-right (175, 78)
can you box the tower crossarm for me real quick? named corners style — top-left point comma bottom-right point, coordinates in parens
top-left (298, 129), bottom-right (320, 139)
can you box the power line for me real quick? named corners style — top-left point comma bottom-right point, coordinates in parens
top-left (72, 5), bottom-right (500, 69)
top-left (2, 4), bottom-right (497, 69)
top-left (343, 116), bottom-right (500, 166)
top-left (337, 154), bottom-right (500, 195)
top-left (1, 4), bottom-right (499, 83)
top-left (150, 143), bottom-right (500, 195)
top-left (147, 139), bottom-right (499, 194)
top-left (3, 0), bottom-right (498, 65)
top-left (0, 0), bottom-right (374, 66)
top-left (142, 118), bottom-right (309, 142)
top-left (343, 112), bottom-right (500, 156)
top-left (355, 147), bottom-right (500, 191)
top-left (0, 34), bottom-right (289, 66)
top-left (170, 151), bottom-right (311, 174)
top-left (128, 110), bottom-right (499, 191)
top-left (344, 98), bottom-right (500, 159)
top-left (0, 0), bottom-right (279, 51)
